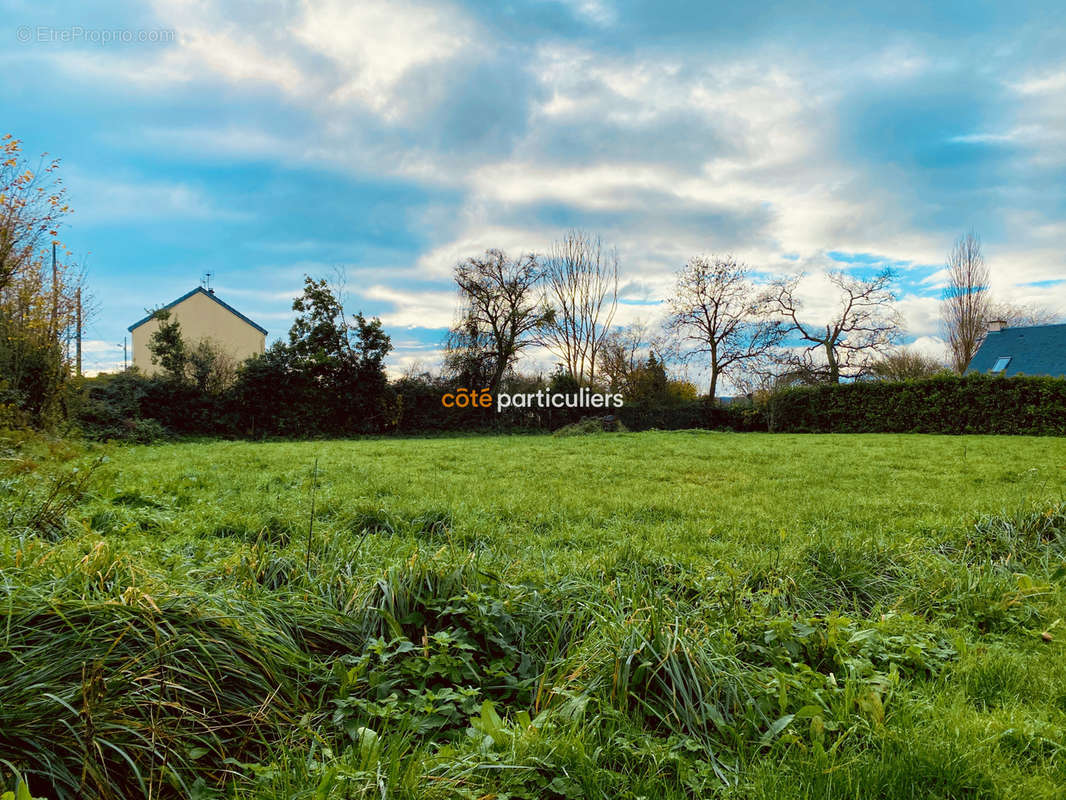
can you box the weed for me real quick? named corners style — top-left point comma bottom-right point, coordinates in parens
top-left (1, 433), bottom-right (1065, 798)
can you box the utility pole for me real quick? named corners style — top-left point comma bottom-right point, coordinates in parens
top-left (75, 287), bottom-right (82, 377)
top-left (123, 337), bottom-right (128, 371)
top-left (50, 243), bottom-right (59, 337)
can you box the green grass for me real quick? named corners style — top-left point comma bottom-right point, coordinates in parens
top-left (2, 431), bottom-right (1065, 799)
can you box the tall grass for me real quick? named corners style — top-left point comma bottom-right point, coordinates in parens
top-left (1, 433), bottom-right (1064, 798)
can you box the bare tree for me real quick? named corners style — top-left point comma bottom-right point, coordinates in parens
top-left (730, 357), bottom-right (816, 432)
top-left (599, 320), bottom-right (656, 394)
top-left (539, 230), bottom-right (618, 385)
top-left (766, 267), bottom-right (901, 383)
top-left (988, 300), bottom-right (1061, 329)
top-left (445, 249), bottom-right (543, 394)
top-left (666, 254), bottom-right (784, 398)
top-left (941, 231), bottom-right (992, 373)
top-left (869, 348), bottom-right (946, 381)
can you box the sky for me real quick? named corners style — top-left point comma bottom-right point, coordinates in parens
top-left (3, 0), bottom-right (1065, 384)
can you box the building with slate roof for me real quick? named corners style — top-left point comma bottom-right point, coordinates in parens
top-left (967, 321), bottom-right (1066, 378)
top-left (128, 287), bottom-right (267, 375)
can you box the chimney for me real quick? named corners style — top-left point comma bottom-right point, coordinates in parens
top-left (986, 319), bottom-right (1007, 333)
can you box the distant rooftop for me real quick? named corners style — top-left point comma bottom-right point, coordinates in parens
top-left (128, 286), bottom-right (268, 336)
top-left (967, 323), bottom-right (1066, 378)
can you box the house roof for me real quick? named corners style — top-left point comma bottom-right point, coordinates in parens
top-left (128, 287), bottom-right (268, 336)
top-left (967, 323), bottom-right (1066, 378)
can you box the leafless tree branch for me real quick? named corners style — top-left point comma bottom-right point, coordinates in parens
top-left (765, 267), bottom-right (902, 383)
top-left (538, 230), bottom-right (619, 385)
top-left (665, 254), bottom-right (784, 398)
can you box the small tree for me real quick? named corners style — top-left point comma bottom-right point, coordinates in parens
top-left (147, 310), bottom-right (188, 382)
top-left (187, 340), bottom-right (236, 394)
top-left (351, 312), bottom-right (391, 374)
top-left (147, 310), bottom-right (236, 392)
top-left (233, 275), bottom-right (393, 435)
top-left (0, 134), bottom-right (85, 426)
top-left (599, 321), bottom-right (651, 395)
top-left (287, 276), bottom-right (349, 373)
top-left (625, 354), bottom-right (669, 405)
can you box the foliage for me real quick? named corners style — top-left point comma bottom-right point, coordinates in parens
top-left (1, 433), bottom-right (1065, 798)
top-left (552, 416), bottom-right (628, 436)
top-left (146, 309), bottom-right (188, 381)
top-left (0, 134), bottom-right (84, 428)
top-left (75, 369), bottom-right (1066, 440)
top-left (445, 249), bottom-right (544, 394)
top-left (764, 373), bottom-right (1066, 434)
top-left (229, 276), bottom-right (393, 437)
top-left (622, 354), bottom-right (698, 407)
top-left (868, 349), bottom-right (948, 381)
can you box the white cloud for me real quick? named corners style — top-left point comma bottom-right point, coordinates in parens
top-left (213, 286), bottom-right (301, 303)
top-left (18, 3), bottom-right (1066, 373)
top-left (564, 0), bottom-right (617, 27)
top-left (80, 339), bottom-right (126, 376)
top-left (67, 172), bottom-right (251, 224)
top-left (1011, 68), bottom-right (1066, 96)
top-left (294, 0), bottom-right (474, 115)
top-left (123, 125), bottom-right (292, 161)
top-left (897, 293), bottom-right (941, 338)
top-left (358, 284), bottom-right (457, 329)
top-left (903, 335), bottom-right (949, 363)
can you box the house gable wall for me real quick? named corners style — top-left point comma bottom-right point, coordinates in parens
top-left (131, 291), bottom-right (266, 375)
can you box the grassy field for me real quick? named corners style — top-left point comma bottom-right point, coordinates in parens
top-left (2, 431), bottom-right (1065, 799)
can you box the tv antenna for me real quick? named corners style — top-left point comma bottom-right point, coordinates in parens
top-left (201, 271), bottom-right (214, 292)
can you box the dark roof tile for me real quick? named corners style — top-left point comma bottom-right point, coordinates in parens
top-left (128, 287), bottom-right (268, 335)
top-left (967, 323), bottom-right (1066, 377)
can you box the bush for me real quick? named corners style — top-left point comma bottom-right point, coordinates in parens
top-left (553, 416), bottom-right (628, 436)
top-left (764, 374), bottom-right (1066, 435)
top-left (617, 401), bottom-right (747, 432)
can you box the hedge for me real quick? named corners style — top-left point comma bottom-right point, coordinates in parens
top-left (766, 374), bottom-right (1066, 435)
top-left (77, 372), bottom-right (1066, 440)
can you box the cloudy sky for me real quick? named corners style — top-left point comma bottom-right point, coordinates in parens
top-left (4, 0), bottom-right (1065, 380)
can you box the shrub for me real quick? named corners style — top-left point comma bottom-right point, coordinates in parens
top-left (553, 416), bottom-right (628, 436)
top-left (763, 373), bottom-right (1066, 435)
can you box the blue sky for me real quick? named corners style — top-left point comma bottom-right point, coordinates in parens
top-left (3, 0), bottom-right (1065, 377)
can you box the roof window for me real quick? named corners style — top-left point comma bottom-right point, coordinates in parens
top-left (991, 356), bottom-right (1011, 373)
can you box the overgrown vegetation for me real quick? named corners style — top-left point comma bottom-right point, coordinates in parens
top-left (1, 433), bottom-right (1064, 798)
top-left (0, 135), bottom-right (87, 429)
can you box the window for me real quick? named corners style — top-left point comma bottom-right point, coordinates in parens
top-left (991, 356), bottom-right (1011, 373)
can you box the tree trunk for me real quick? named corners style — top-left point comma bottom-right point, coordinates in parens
top-left (826, 341), bottom-right (840, 383)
